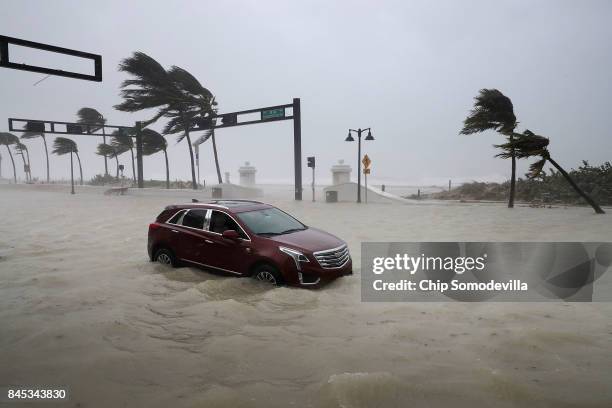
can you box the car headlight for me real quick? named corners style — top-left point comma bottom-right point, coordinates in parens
top-left (279, 246), bottom-right (310, 271)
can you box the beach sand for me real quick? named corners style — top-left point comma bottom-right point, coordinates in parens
top-left (1, 184), bottom-right (611, 407)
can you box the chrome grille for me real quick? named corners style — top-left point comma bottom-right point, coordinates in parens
top-left (314, 245), bottom-right (350, 269)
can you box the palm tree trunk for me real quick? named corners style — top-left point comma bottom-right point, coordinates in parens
top-left (18, 152), bottom-right (28, 182)
top-left (5, 146), bottom-right (16, 183)
top-left (25, 149), bottom-right (32, 182)
top-left (181, 113), bottom-right (197, 190)
top-left (75, 151), bottom-right (83, 185)
top-left (212, 132), bottom-right (222, 184)
top-left (508, 133), bottom-right (516, 208)
top-left (547, 156), bottom-right (605, 214)
top-left (70, 150), bottom-right (75, 195)
top-left (163, 149), bottom-right (170, 189)
top-left (102, 130), bottom-right (109, 176)
top-left (42, 134), bottom-right (50, 183)
top-left (114, 154), bottom-right (119, 179)
top-left (129, 147), bottom-right (136, 183)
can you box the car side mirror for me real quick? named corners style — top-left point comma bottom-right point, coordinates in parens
top-left (222, 230), bottom-right (240, 241)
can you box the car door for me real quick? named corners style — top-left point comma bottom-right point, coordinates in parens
top-left (172, 209), bottom-right (211, 263)
top-left (204, 210), bottom-right (252, 274)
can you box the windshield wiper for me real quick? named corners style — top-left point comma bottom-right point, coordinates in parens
top-left (278, 228), bottom-right (306, 235)
top-left (257, 231), bottom-right (281, 236)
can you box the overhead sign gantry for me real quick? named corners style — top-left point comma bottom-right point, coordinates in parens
top-left (8, 98), bottom-right (304, 199)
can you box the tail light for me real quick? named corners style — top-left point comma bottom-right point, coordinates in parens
top-left (149, 223), bottom-right (162, 231)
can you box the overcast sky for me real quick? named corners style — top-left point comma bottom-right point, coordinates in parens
top-left (1, 0), bottom-right (611, 186)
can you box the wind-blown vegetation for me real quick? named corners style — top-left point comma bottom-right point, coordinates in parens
top-left (21, 121), bottom-right (50, 183)
top-left (193, 123), bottom-right (223, 184)
top-left (0, 132), bottom-right (19, 183)
top-left (141, 128), bottom-right (170, 189)
top-left (14, 142), bottom-right (32, 182)
top-left (115, 51), bottom-right (217, 189)
top-left (110, 129), bottom-right (136, 182)
top-left (461, 89), bottom-right (518, 208)
top-left (52, 137), bottom-right (83, 186)
top-left (461, 88), bottom-right (605, 214)
top-left (431, 161), bottom-right (611, 208)
top-left (96, 144), bottom-right (121, 179)
top-left (77, 108), bottom-right (108, 175)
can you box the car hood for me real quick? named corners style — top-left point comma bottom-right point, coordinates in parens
top-left (267, 227), bottom-right (345, 253)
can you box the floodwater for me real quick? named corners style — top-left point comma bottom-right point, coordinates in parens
top-left (1, 185), bottom-right (611, 407)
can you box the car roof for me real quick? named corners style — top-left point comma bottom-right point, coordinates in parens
top-left (165, 200), bottom-right (273, 213)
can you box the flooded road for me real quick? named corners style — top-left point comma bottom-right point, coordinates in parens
top-left (1, 185), bottom-right (611, 407)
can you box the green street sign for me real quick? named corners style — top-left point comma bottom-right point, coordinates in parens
top-left (261, 108), bottom-right (285, 120)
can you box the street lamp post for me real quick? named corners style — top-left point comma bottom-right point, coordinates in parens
top-left (345, 128), bottom-right (374, 203)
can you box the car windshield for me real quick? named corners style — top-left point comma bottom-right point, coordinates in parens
top-left (237, 207), bottom-right (306, 236)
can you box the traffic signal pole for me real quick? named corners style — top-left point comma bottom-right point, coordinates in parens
top-left (293, 98), bottom-right (302, 201)
top-left (312, 166), bottom-right (315, 202)
top-left (135, 121), bottom-right (144, 188)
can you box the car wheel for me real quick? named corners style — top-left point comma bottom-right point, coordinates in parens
top-left (154, 248), bottom-right (177, 267)
top-left (252, 264), bottom-right (283, 286)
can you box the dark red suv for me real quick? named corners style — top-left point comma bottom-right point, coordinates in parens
top-left (148, 200), bottom-right (352, 286)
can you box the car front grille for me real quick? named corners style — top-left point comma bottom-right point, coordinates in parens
top-left (314, 245), bottom-right (350, 269)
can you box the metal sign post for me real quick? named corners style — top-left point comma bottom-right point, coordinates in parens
top-left (362, 154), bottom-right (371, 204)
top-left (191, 98), bottom-right (303, 200)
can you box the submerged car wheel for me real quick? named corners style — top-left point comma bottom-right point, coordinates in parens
top-left (155, 248), bottom-right (177, 267)
top-left (252, 264), bottom-right (283, 286)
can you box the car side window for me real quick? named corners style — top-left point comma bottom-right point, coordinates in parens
top-left (180, 209), bottom-right (207, 229)
top-left (210, 210), bottom-right (247, 239)
top-left (167, 210), bottom-right (186, 225)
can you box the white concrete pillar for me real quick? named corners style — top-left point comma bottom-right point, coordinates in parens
top-left (331, 160), bottom-right (352, 185)
top-left (239, 162), bottom-right (257, 186)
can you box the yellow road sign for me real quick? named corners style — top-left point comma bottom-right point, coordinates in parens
top-left (363, 168), bottom-right (371, 175)
top-left (362, 154), bottom-right (371, 169)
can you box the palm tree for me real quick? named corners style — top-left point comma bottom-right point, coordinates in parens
top-left (52, 137), bottom-right (83, 186)
top-left (461, 89), bottom-right (518, 208)
top-left (77, 108), bottom-right (108, 175)
top-left (97, 144), bottom-right (120, 179)
top-left (110, 129), bottom-right (135, 182)
top-left (21, 121), bottom-right (50, 183)
top-left (115, 52), bottom-right (216, 189)
top-left (0, 132), bottom-right (19, 183)
top-left (498, 130), bottom-right (605, 214)
top-left (193, 115), bottom-right (223, 184)
top-left (141, 128), bottom-right (170, 189)
top-left (14, 142), bottom-right (32, 182)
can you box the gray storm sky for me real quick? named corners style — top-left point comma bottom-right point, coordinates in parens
top-left (1, 0), bottom-right (611, 186)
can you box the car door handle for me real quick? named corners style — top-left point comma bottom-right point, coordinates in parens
top-left (204, 239), bottom-right (214, 244)
top-left (171, 229), bottom-right (179, 233)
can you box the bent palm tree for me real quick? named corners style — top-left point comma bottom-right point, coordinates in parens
top-left (115, 52), bottom-right (216, 189)
top-left (498, 130), bottom-right (605, 214)
top-left (14, 142), bottom-right (32, 182)
top-left (21, 121), bottom-right (50, 183)
top-left (53, 137), bottom-right (83, 186)
top-left (193, 116), bottom-right (223, 184)
top-left (461, 89), bottom-right (518, 208)
top-left (141, 128), bottom-right (170, 189)
top-left (110, 129), bottom-right (136, 182)
top-left (0, 132), bottom-right (19, 183)
top-left (77, 108), bottom-right (108, 175)
top-left (97, 144), bottom-right (121, 179)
